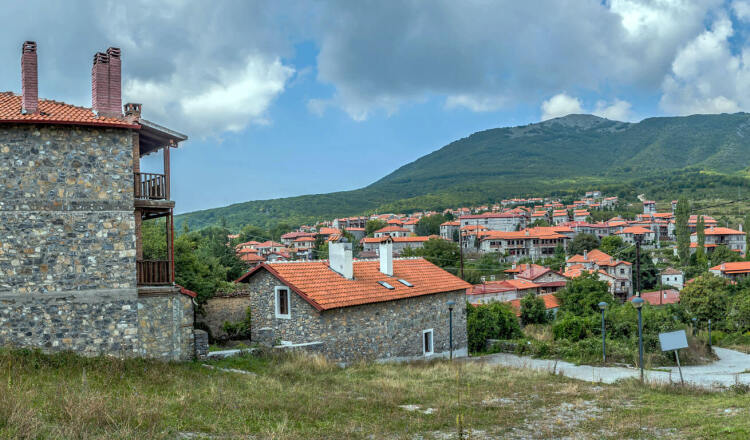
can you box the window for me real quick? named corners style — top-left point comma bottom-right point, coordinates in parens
top-left (275, 286), bottom-right (290, 319)
top-left (422, 329), bottom-right (434, 355)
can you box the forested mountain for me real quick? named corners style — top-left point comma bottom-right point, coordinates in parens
top-left (176, 113), bottom-right (750, 231)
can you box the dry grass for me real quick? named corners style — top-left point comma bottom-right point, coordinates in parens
top-left (0, 348), bottom-right (749, 439)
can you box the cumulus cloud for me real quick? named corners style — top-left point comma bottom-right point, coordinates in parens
top-left (732, 0), bottom-right (750, 21)
top-left (659, 15), bottom-right (749, 115)
top-left (593, 99), bottom-right (634, 121)
top-left (312, 0), bottom-right (722, 120)
top-left (541, 93), bottom-right (584, 121)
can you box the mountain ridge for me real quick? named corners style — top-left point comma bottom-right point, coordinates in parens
top-left (176, 112), bottom-right (750, 231)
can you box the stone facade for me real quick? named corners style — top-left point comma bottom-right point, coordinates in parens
top-left (197, 293), bottom-right (252, 340)
top-left (244, 270), bottom-right (468, 363)
top-left (0, 123), bottom-right (193, 360)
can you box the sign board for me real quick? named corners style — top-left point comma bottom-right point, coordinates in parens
top-left (659, 330), bottom-right (688, 352)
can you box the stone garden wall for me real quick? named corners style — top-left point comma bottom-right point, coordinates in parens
top-left (197, 293), bottom-right (252, 340)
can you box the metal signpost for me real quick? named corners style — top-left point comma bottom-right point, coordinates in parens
top-left (659, 330), bottom-right (689, 385)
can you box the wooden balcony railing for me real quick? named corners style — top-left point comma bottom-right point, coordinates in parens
top-left (134, 172), bottom-right (167, 200)
top-left (137, 260), bottom-right (172, 285)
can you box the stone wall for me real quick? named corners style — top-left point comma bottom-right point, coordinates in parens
top-left (0, 124), bottom-right (136, 294)
top-left (137, 293), bottom-right (194, 361)
top-left (197, 294), bottom-right (252, 340)
top-left (0, 123), bottom-right (193, 360)
top-left (243, 270), bottom-right (468, 363)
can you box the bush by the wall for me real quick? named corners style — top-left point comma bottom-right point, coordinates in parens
top-left (467, 302), bottom-right (521, 352)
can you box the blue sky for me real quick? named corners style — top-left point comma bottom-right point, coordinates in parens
top-left (3, 1), bottom-right (750, 213)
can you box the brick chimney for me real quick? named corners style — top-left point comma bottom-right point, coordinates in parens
top-left (21, 41), bottom-right (38, 114)
top-left (106, 47), bottom-right (121, 115)
top-left (91, 47), bottom-right (122, 117)
top-left (92, 52), bottom-right (109, 115)
top-left (124, 102), bottom-right (142, 123)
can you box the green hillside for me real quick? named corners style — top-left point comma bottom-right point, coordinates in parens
top-left (176, 113), bottom-right (750, 231)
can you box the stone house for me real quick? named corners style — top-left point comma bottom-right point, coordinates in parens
top-left (440, 221), bottom-right (460, 241)
top-left (459, 212), bottom-right (527, 232)
top-left (479, 227), bottom-right (569, 262)
top-left (0, 41), bottom-right (195, 360)
top-left (373, 225), bottom-right (410, 238)
top-left (709, 262), bottom-right (750, 281)
top-left (690, 227), bottom-right (746, 255)
top-left (235, 241), bottom-right (470, 363)
top-left (660, 267), bottom-right (684, 290)
top-left (566, 249), bottom-right (632, 299)
top-left (466, 279), bottom-right (540, 305)
top-left (360, 235), bottom-right (438, 256)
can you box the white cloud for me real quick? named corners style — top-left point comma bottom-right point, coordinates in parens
top-left (659, 16), bottom-right (750, 115)
top-left (444, 94), bottom-right (507, 112)
top-left (126, 55), bottom-right (294, 135)
top-left (732, 0), bottom-right (750, 21)
top-left (540, 93), bottom-right (584, 121)
top-left (593, 99), bottom-right (634, 121)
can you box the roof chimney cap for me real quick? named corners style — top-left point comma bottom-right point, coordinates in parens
top-left (22, 41), bottom-right (36, 53)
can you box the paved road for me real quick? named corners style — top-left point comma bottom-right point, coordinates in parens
top-left (474, 347), bottom-right (750, 389)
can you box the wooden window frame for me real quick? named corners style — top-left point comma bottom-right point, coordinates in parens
top-left (275, 286), bottom-right (291, 319)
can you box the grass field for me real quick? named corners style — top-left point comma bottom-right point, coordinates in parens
top-left (1, 348), bottom-right (749, 439)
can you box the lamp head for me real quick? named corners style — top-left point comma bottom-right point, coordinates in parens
top-left (631, 297), bottom-right (644, 309)
top-left (447, 300), bottom-right (456, 309)
top-left (598, 301), bottom-right (608, 311)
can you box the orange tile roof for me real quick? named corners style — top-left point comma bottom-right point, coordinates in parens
top-left (617, 226), bottom-right (651, 234)
top-left (693, 227), bottom-right (745, 236)
top-left (294, 236), bottom-right (316, 242)
top-left (507, 294), bottom-right (560, 315)
top-left (480, 227), bottom-right (566, 241)
top-left (361, 235), bottom-right (439, 244)
top-left (317, 227), bottom-right (340, 235)
top-left (375, 225), bottom-right (410, 233)
top-left (239, 253), bottom-right (265, 262)
top-left (504, 263), bottom-right (546, 274)
top-left (0, 92), bottom-right (137, 128)
top-left (641, 289), bottom-right (680, 305)
top-left (710, 261), bottom-right (750, 273)
top-left (236, 258), bottom-right (471, 310)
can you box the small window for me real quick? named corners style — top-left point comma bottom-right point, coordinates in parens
top-left (378, 281), bottom-right (395, 290)
top-left (275, 286), bottom-right (290, 319)
top-left (423, 329), bottom-right (434, 356)
top-left (398, 279), bottom-right (413, 287)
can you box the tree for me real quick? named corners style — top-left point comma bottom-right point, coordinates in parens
top-left (695, 215), bottom-right (707, 268)
top-left (679, 274), bottom-right (731, 324)
top-left (520, 293), bottom-right (548, 325)
top-left (415, 214), bottom-right (447, 236)
top-left (600, 235), bottom-right (624, 255)
top-left (555, 272), bottom-right (612, 317)
top-left (728, 289), bottom-right (750, 333)
top-left (365, 219), bottom-right (387, 237)
top-left (567, 233), bottom-right (600, 256)
top-left (238, 224), bottom-right (270, 243)
top-left (530, 219), bottom-right (550, 227)
top-left (675, 197), bottom-right (690, 265)
top-left (401, 238), bottom-right (460, 270)
top-left (709, 244), bottom-right (743, 266)
top-left (269, 223), bottom-right (293, 242)
top-left (466, 302), bottom-right (521, 352)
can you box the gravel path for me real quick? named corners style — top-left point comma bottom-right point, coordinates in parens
top-left (473, 347), bottom-right (750, 389)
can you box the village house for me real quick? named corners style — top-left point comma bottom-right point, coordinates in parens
top-left (616, 226), bottom-right (654, 245)
top-left (507, 294), bottom-right (560, 318)
top-left (466, 278), bottom-right (540, 305)
top-left (373, 225), bottom-right (410, 238)
top-left (566, 249), bottom-right (632, 299)
top-left (361, 236), bottom-right (438, 256)
top-left (641, 289), bottom-right (680, 306)
top-left (643, 200), bottom-right (656, 214)
top-left (709, 261), bottom-right (750, 281)
top-left (600, 196), bottom-right (618, 209)
top-left (513, 265), bottom-right (568, 294)
top-left (332, 216), bottom-right (367, 230)
top-left (478, 227), bottom-right (568, 262)
top-left (660, 267), bottom-right (684, 290)
top-left (459, 211), bottom-right (527, 231)
top-left (280, 231), bottom-right (315, 246)
top-left (0, 42), bottom-right (196, 360)
top-left (552, 210), bottom-right (569, 225)
top-left (440, 220), bottom-right (460, 241)
top-left (235, 241), bottom-right (469, 363)
top-left (690, 227), bottom-right (746, 255)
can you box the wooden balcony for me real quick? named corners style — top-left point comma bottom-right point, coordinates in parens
top-left (134, 172), bottom-right (167, 200)
top-left (137, 260), bottom-right (172, 286)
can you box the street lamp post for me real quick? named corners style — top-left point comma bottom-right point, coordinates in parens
top-left (447, 300), bottom-right (456, 360)
top-left (634, 234), bottom-right (643, 297)
top-left (708, 319), bottom-right (712, 350)
top-left (599, 302), bottom-right (608, 364)
top-left (692, 317), bottom-right (698, 336)
top-left (632, 297), bottom-right (645, 382)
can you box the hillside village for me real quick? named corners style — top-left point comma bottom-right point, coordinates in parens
top-left (3, 34), bottom-right (750, 438)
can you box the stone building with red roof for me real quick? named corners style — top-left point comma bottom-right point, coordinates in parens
top-left (235, 241), bottom-right (470, 362)
top-left (0, 41), bottom-right (196, 360)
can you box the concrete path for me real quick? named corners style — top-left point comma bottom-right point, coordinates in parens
top-left (473, 347), bottom-right (750, 389)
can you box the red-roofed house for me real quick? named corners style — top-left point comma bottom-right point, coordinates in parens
top-left (566, 249), bottom-right (632, 298)
top-left (507, 294), bottom-right (560, 317)
top-left (373, 225), bottom-right (410, 238)
top-left (690, 227), bottom-right (746, 255)
top-left (440, 220), bottom-right (460, 241)
top-left (710, 262), bottom-right (750, 280)
top-left (641, 289), bottom-right (680, 306)
top-left (514, 265), bottom-right (568, 294)
top-left (361, 235), bottom-right (440, 256)
top-left (235, 241), bottom-right (470, 363)
top-left (466, 279), bottom-right (540, 304)
top-left (478, 227), bottom-right (569, 262)
top-left (459, 211), bottom-right (527, 232)
top-left (616, 226), bottom-right (655, 245)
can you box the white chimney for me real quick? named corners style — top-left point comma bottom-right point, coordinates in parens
top-left (583, 249), bottom-right (588, 260)
top-left (379, 238), bottom-right (393, 276)
top-left (329, 242), bottom-right (353, 279)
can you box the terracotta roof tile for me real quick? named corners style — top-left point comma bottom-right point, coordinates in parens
top-left (0, 92), bottom-right (137, 128)
top-left (236, 258), bottom-right (470, 310)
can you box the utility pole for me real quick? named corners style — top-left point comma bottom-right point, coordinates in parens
top-left (459, 221), bottom-right (464, 279)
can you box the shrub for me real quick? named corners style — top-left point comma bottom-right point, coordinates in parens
top-left (221, 307), bottom-right (252, 339)
top-left (552, 313), bottom-right (594, 341)
top-left (520, 293), bottom-right (548, 325)
top-left (466, 302), bottom-right (521, 352)
top-left (556, 272), bottom-right (612, 317)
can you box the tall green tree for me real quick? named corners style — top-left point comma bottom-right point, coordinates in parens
top-left (365, 219), bottom-right (387, 237)
top-left (401, 238), bottom-right (460, 270)
top-left (695, 215), bottom-right (707, 268)
top-left (415, 214), bottom-right (447, 236)
top-left (679, 274), bottom-right (730, 324)
top-left (675, 196), bottom-right (690, 265)
top-left (599, 235), bottom-right (625, 255)
top-left (555, 272), bottom-right (612, 317)
top-left (567, 233), bottom-right (600, 256)
top-left (520, 293), bottom-right (548, 325)
top-left (710, 244), bottom-right (743, 266)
